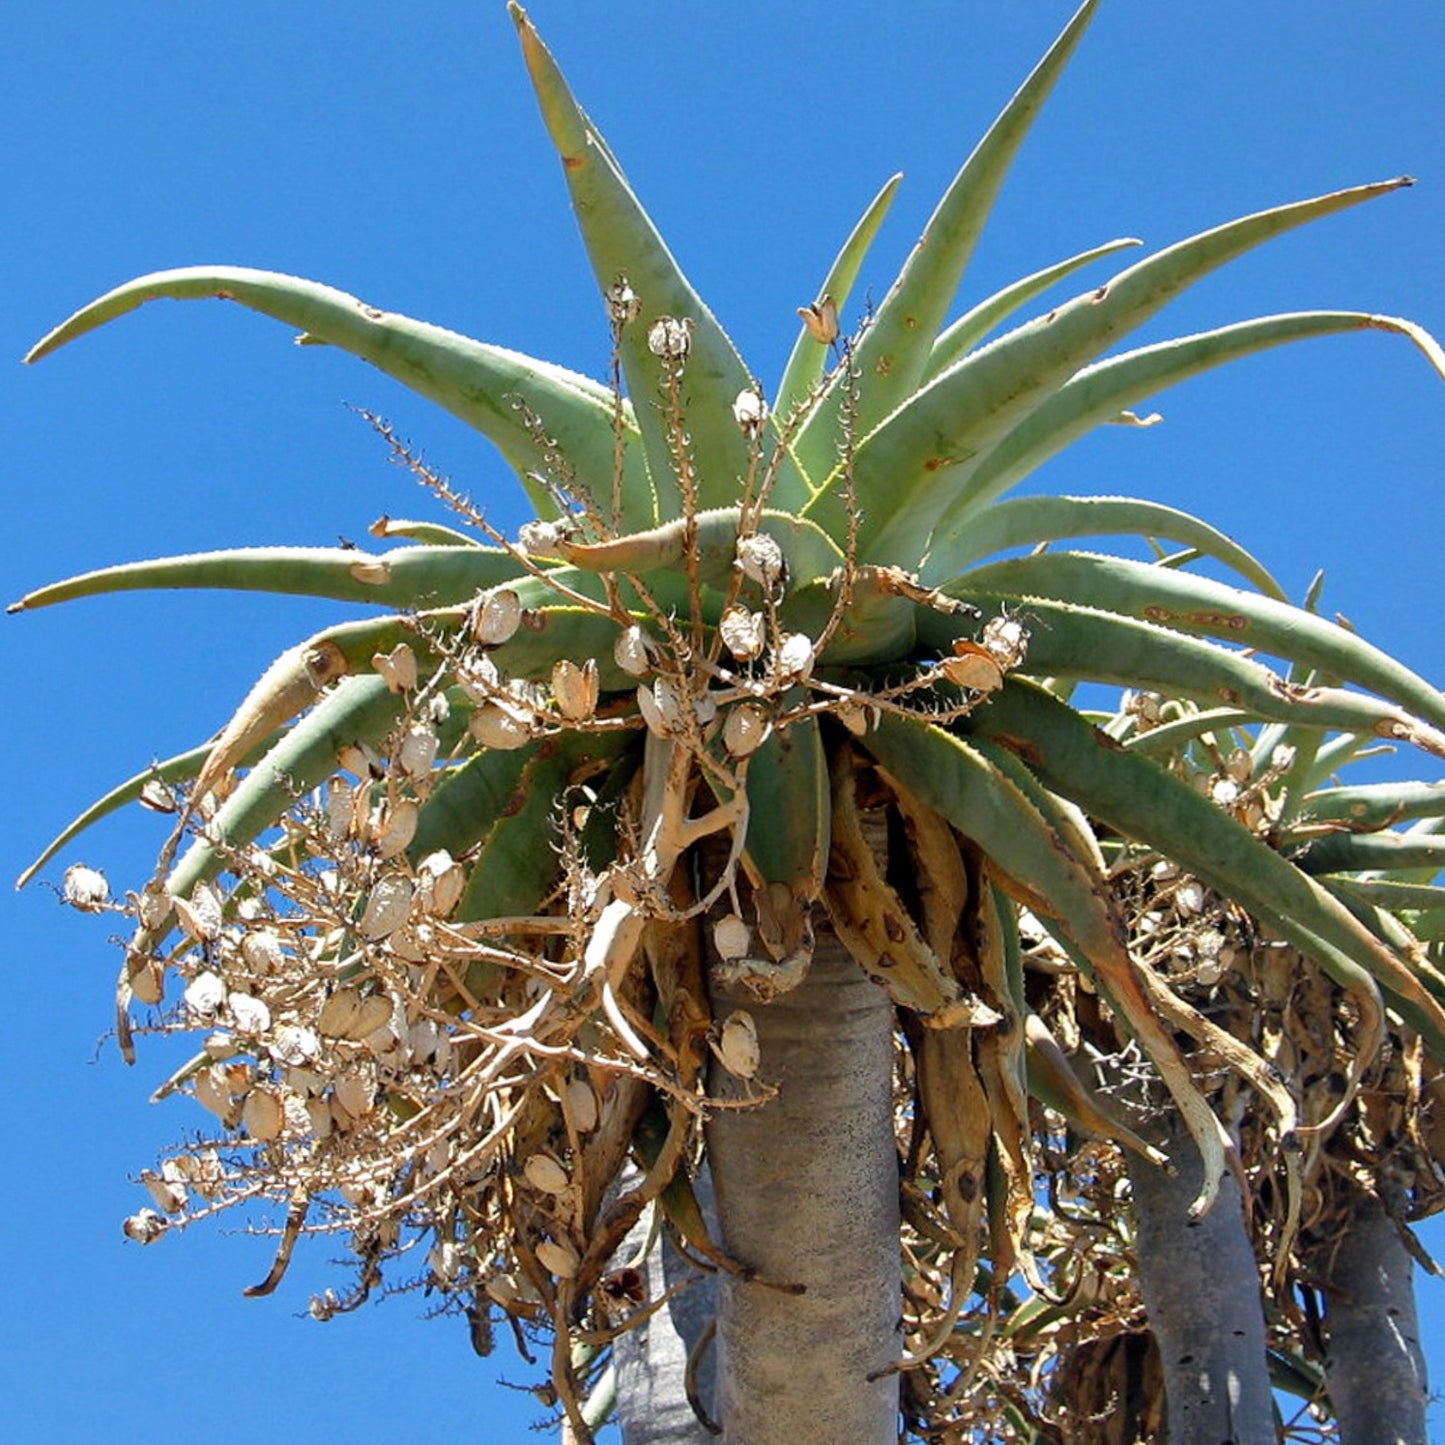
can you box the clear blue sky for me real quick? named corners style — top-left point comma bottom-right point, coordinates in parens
top-left (4, 4), bottom-right (1444, 1441)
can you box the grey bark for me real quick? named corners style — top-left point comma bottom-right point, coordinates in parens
top-left (705, 941), bottom-right (901, 1444)
top-left (613, 1169), bottom-right (720, 1444)
top-left (1319, 1188), bottom-right (1428, 1445)
top-left (1127, 1112), bottom-right (1275, 1445)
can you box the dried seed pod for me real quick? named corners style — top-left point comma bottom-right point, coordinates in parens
top-left (606, 278), bottom-right (641, 327)
top-left (982, 614), bottom-right (1028, 670)
top-left (735, 532), bottom-right (785, 590)
top-left (333, 1069), bottom-right (375, 1120)
top-left (375, 798), bottom-right (420, 859)
top-left (429, 1242), bottom-right (463, 1286)
top-left (397, 724), bottom-right (439, 780)
top-left (720, 605), bottom-right (766, 661)
top-left (324, 777), bottom-right (355, 840)
top-left (241, 928), bottom-right (285, 975)
top-left (732, 387), bottom-right (768, 438)
top-left (184, 971), bottom-right (226, 1020)
top-left (337, 740), bottom-right (383, 779)
top-left (552, 658), bottom-right (600, 721)
top-left (318, 987), bottom-right (363, 1039)
top-left (564, 1077), bottom-right (599, 1134)
top-left (646, 315), bottom-right (693, 362)
top-left (1226, 748), bottom-right (1253, 784)
top-left (63, 863), bottom-right (109, 913)
top-left (523, 1153), bottom-right (571, 1196)
top-left (228, 992), bottom-right (271, 1035)
top-left (175, 882), bottom-right (223, 943)
top-left (716, 1010), bottom-right (760, 1079)
top-left (473, 592), bottom-right (525, 650)
top-left (836, 699), bottom-right (869, 736)
top-left (407, 1018), bottom-right (441, 1064)
top-left (305, 1097), bottom-right (333, 1139)
top-left (371, 642), bottom-right (418, 694)
top-left (123, 1209), bottom-right (169, 1245)
top-left (270, 1023), bottom-right (321, 1067)
top-left (469, 702), bottom-right (533, 751)
top-left (723, 702), bottom-right (773, 758)
top-left (194, 1063), bottom-right (237, 1124)
top-left (637, 676), bottom-right (685, 738)
top-left (613, 624), bottom-right (653, 678)
top-left (713, 913), bottom-right (752, 960)
top-left (136, 883), bottom-right (172, 931)
top-left (940, 640), bottom-right (1004, 695)
top-left (416, 850), bottom-right (466, 918)
top-left (140, 1168), bottom-right (187, 1215)
top-left (517, 520), bottom-right (567, 557)
top-left (536, 1238), bottom-right (580, 1280)
top-left (775, 632), bottom-right (816, 683)
top-left (360, 876), bottom-right (415, 939)
top-left (797, 294), bottom-right (839, 346)
top-left (203, 1030), bottom-right (239, 1060)
top-left (242, 1087), bottom-right (286, 1142)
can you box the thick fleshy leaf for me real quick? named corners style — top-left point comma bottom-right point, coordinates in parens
top-left (952, 551), bottom-right (1445, 739)
top-left (923, 236), bottom-right (1142, 382)
top-left (773, 172), bottom-right (903, 442)
top-left (511, 5), bottom-right (786, 519)
top-left (926, 491), bottom-right (1282, 598)
top-left (790, 0), bottom-right (1102, 483)
top-left (26, 266), bottom-right (645, 523)
top-left (10, 544), bottom-right (529, 614)
top-left (966, 680), bottom-right (1445, 1058)
top-left (922, 311), bottom-right (1445, 575)
top-left (1292, 779), bottom-right (1445, 832)
top-left (918, 594), bottom-right (1445, 752)
top-left (804, 179), bottom-right (1414, 558)
top-left (1291, 832), bottom-right (1445, 877)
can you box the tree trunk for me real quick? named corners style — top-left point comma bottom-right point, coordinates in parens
top-left (1127, 1112), bottom-right (1275, 1445)
top-left (1318, 1186), bottom-right (1428, 1445)
top-left (705, 939), bottom-right (901, 1443)
top-left (613, 1169), bottom-right (720, 1444)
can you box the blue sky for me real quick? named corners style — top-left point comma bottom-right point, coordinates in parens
top-left (4, 4), bottom-right (1444, 1440)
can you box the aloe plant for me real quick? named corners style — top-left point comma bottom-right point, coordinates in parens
top-left (17, 3), bottom-right (1445, 1441)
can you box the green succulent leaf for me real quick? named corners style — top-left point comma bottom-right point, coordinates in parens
top-left (510, 4), bottom-right (793, 520)
top-left (1291, 832), bottom-right (1445, 877)
top-left (1292, 779), bottom-right (1445, 832)
top-left (926, 491), bottom-right (1282, 598)
top-left (806, 179), bottom-right (1416, 561)
top-left (922, 311), bottom-right (1443, 575)
top-left (26, 265), bottom-right (645, 524)
top-left (774, 172), bottom-right (903, 437)
top-left (923, 237), bottom-right (1143, 382)
top-left (919, 594), bottom-right (1445, 748)
top-left (952, 551), bottom-right (1445, 742)
top-left (790, 0), bottom-right (1102, 482)
top-left (966, 680), bottom-right (1445, 1057)
top-left (9, 544), bottom-right (530, 614)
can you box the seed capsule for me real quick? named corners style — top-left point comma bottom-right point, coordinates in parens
top-left (797, 295), bottom-right (839, 346)
top-left (732, 387), bottom-right (768, 438)
top-left (713, 914), bottom-right (752, 960)
top-left (242, 1087), bottom-right (286, 1142)
top-left (228, 992), bottom-right (271, 1035)
top-left (416, 850), bottom-right (466, 918)
top-left (716, 1010), bottom-right (761, 1079)
top-left (371, 642), bottom-right (418, 694)
top-left (469, 702), bottom-right (533, 751)
top-left (474, 588), bottom-right (523, 646)
top-left (184, 972), bottom-right (227, 1020)
top-left (361, 876), bottom-right (415, 939)
top-left (375, 798), bottom-right (420, 859)
top-left (140, 1168), bottom-right (188, 1215)
top-left (63, 863), bottom-right (109, 913)
top-left (735, 533), bottom-right (785, 590)
top-left (536, 1238), bottom-right (580, 1279)
top-left (614, 625), bottom-right (653, 678)
top-left (397, 725), bottom-right (439, 780)
top-left (775, 633), bottom-right (816, 683)
top-left (720, 605), bottom-right (766, 662)
top-left (940, 640), bottom-right (1003, 694)
top-left (646, 316), bottom-right (693, 362)
top-left (564, 1078), bottom-right (599, 1134)
top-left (552, 658), bottom-right (600, 721)
top-left (123, 1209), bottom-right (169, 1245)
top-left (523, 1153), bottom-right (571, 1196)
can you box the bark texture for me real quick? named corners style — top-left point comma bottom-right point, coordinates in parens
top-left (706, 941), bottom-right (901, 1444)
top-left (613, 1169), bottom-right (720, 1444)
top-left (1127, 1112), bottom-right (1275, 1445)
top-left (1319, 1188), bottom-right (1428, 1445)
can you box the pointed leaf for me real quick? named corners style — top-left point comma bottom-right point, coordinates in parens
top-left (923, 311), bottom-right (1445, 570)
top-left (774, 172), bottom-right (903, 437)
top-left (925, 491), bottom-right (1283, 597)
top-left (510, 5), bottom-right (782, 517)
top-left (804, 179), bottom-right (1413, 557)
top-left (919, 594), bottom-right (1445, 752)
top-left (924, 236), bottom-right (1142, 382)
top-left (10, 544), bottom-right (529, 614)
top-left (26, 266), bottom-right (645, 523)
top-left (791, 0), bottom-right (1102, 480)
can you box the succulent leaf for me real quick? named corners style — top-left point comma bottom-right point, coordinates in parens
top-left (25, 265), bottom-right (644, 524)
